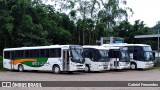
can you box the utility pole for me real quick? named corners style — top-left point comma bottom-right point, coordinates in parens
top-left (83, 29), bottom-right (85, 45)
top-left (158, 29), bottom-right (159, 60)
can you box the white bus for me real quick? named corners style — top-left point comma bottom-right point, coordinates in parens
top-left (106, 46), bottom-right (130, 70)
top-left (3, 45), bottom-right (85, 73)
top-left (102, 43), bottom-right (154, 69)
top-left (82, 46), bottom-right (110, 72)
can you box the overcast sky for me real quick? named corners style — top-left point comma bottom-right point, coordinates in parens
top-left (127, 0), bottom-right (160, 27)
top-left (46, 0), bottom-right (160, 27)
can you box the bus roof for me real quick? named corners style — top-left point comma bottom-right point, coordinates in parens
top-left (4, 45), bottom-right (82, 51)
top-left (102, 43), bottom-right (150, 47)
top-left (103, 46), bottom-right (128, 51)
top-left (103, 46), bottom-right (121, 50)
top-left (83, 45), bottom-right (109, 50)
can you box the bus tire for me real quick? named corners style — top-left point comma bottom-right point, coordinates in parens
top-left (52, 65), bottom-right (60, 74)
top-left (85, 65), bottom-right (90, 72)
top-left (18, 64), bottom-right (24, 72)
top-left (130, 63), bottom-right (137, 70)
top-left (68, 71), bottom-right (73, 74)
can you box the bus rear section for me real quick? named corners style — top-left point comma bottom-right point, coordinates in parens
top-left (3, 45), bottom-right (85, 74)
top-left (83, 46), bottom-right (110, 72)
top-left (107, 47), bottom-right (130, 70)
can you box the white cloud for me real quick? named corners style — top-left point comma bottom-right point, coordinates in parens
top-left (127, 0), bottom-right (160, 27)
top-left (46, 0), bottom-right (160, 27)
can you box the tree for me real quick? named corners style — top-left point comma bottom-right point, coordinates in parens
top-left (97, 0), bottom-right (133, 30)
top-left (151, 20), bottom-right (160, 34)
top-left (114, 20), bottom-right (150, 43)
top-left (0, 0), bottom-right (139, 55)
top-left (0, 10), bottom-right (13, 55)
top-left (16, 14), bottom-right (48, 46)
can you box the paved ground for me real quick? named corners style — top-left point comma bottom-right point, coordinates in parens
top-left (0, 69), bottom-right (160, 90)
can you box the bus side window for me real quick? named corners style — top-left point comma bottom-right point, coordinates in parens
top-left (17, 50), bottom-right (24, 58)
top-left (14, 51), bottom-right (18, 59)
top-left (50, 49), bottom-right (55, 57)
top-left (4, 51), bottom-right (10, 59)
top-left (128, 46), bottom-right (134, 59)
top-left (114, 51), bottom-right (119, 58)
top-left (133, 50), bottom-right (138, 60)
top-left (84, 49), bottom-right (94, 60)
top-left (134, 52), bottom-right (145, 61)
top-left (40, 49), bottom-right (45, 57)
top-left (93, 49), bottom-right (98, 61)
top-left (45, 49), bottom-right (49, 57)
top-left (89, 50), bottom-right (93, 60)
top-left (50, 48), bottom-right (61, 58)
top-left (11, 51), bottom-right (18, 59)
top-left (29, 50), bottom-right (38, 58)
top-left (133, 47), bottom-right (143, 61)
top-left (83, 49), bottom-right (91, 58)
top-left (109, 50), bottom-right (119, 58)
top-left (24, 50), bottom-right (30, 58)
top-left (133, 53), bottom-right (137, 60)
top-left (108, 50), bottom-right (113, 58)
top-left (56, 48), bottom-right (61, 57)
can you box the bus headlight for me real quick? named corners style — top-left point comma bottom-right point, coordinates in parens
top-left (71, 63), bottom-right (76, 67)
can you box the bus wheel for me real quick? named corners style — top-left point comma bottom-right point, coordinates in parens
top-left (130, 63), bottom-right (137, 70)
top-left (68, 71), bottom-right (73, 74)
top-left (18, 65), bottom-right (24, 72)
top-left (53, 65), bottom-right (60, 74)
top-left (85, 65), bottom-right (90, 72)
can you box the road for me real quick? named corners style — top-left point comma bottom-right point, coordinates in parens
top-left (0, 69), bottom-right (160, 90)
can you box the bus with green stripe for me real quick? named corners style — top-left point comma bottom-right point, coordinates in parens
top-left (3, 45), bottom-right (85, 74)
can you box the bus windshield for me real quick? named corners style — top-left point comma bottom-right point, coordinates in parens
top-left (143, 46), bottom-right (152, 51)
top-left (98, 50), bottom-right (109, 62)
top-left (144, 52), bottom-right (154, 61)
top-left (70, 46), bottom-right (84, 63)
top-left (143, 46), bottom-right (154, 61)
top-left (131, 46), bottom-right (154, 61)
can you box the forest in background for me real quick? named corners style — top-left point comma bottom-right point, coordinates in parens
top-left (0, 0), bottom-right (159, 56)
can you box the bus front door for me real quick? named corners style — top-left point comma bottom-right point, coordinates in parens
top-left (114, 50), bottom-right (119, 69)
top-left (10, 52), bottom-right (14, 70)
top-left (63, 50), bottom-right (70, 71)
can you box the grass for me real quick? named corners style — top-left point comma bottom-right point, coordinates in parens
top-left (151, 62), bottom-right (160, 70)
top-left (151, 57), bottom-right (160, 70)
top-left (0, 67), bottom-right (7, 71)
top-left (155, 57), bottom-right (160, 62)
top-left (152, 67), bottom-right (160, 70)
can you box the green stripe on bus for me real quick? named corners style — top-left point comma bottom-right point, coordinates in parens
top-left (21, 58), bottom-right (48, 67)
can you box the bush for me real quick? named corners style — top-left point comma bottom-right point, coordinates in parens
top-left (0, 56), bottom-right (2, 68)
top-left (155, 57), bottom-right (160, 67)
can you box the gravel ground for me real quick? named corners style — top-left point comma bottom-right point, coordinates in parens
top-left (0, 69), bottom-right (160, 90)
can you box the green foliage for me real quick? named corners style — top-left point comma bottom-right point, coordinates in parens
top-left (0, 0), bottom-right (153, 56)
top-left (155, 57), bottom-right (160, 67)
top-left (0, 56), bottom-right (2, 68)
top-left (0, 0), bottom-right (76, 55)
top-left (114, 20), bottom-right (151, 43)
